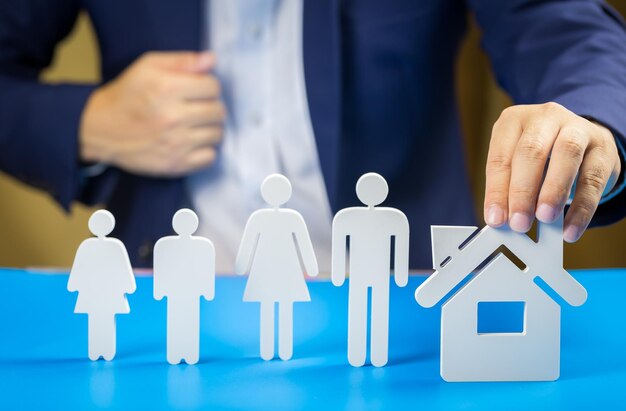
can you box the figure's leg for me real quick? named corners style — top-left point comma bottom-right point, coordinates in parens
top-left (167, 297), bottom-right (200, 365)
top-left (88, 313), bottom-right (116, 361)
top-left (182, 298), bottom-right (200, 365)
top-left (260, 302), bottom-right (275, 361)
top-left (87, 314), bottom-right (101, 361)
top-left (348, 284), bottom-right (368, 367)
top-left (278, 302), bottom-right (293, 361)
top-left (370, 282), bottom-right (390, 367)
top-left (166, 300), bottom-right (181, 364)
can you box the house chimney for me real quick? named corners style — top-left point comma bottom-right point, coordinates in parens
top-left (430, 226), bottom-right (478, 270)
top-left (536, 214), bottom-right (564, 266)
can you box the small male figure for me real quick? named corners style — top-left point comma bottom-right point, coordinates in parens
top-left (332, 173), bottom-right (409, 367)
top-left (154, 208), bottom-right (216, 365)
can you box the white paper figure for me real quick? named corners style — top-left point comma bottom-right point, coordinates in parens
top-left (331, 172), bottom-right (409, 367)
top-left (235, 174), bottom-right (319, 361)
top-left (67, 210), bottom-right (136, 361)
top-left (414, 214), bottom-right (587, 381)
top-left (154, 209), bottom-right (215, 365)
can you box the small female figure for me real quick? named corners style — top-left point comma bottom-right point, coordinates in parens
top-left (67, 210), bottom-right (136, 361)
top-left (235, 174), bottom-right (319, 361)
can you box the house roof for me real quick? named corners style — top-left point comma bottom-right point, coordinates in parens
top-left (414, 216), bottom-right (587, 308)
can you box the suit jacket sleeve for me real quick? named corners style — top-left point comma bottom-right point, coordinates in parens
top-left (0, 0), bottom-right (102, 210)
top-left (469, 0), bottom-right (626, 226)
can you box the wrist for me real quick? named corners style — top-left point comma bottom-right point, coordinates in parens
top-left (79, 86), bottom-right (116, 164)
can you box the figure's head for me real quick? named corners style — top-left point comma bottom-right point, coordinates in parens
top-left (172, 208), bottom-right (199, 236)
top-left (88, 210), bottom-right (115, 238)
top-left (261, 174), bottom-right (292, 207)
top-left (356, 172), bottom-right (388, 207)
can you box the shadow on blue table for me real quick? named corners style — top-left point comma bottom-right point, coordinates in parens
top-left (0, 269), bottom-right (624, 410)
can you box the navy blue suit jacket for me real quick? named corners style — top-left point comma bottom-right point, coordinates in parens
top-left (1, 0), bottom-right (626, 268)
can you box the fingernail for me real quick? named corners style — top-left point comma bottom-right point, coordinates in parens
top-left (509, 212), bottom-right (532, 232)
top-left (486, 205), bottom-right (505, 227)
top-left (564, 225), bottom-right (581, 243)
top-left (536, 204), bottom-right (557, 223)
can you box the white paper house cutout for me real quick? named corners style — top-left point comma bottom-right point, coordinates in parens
top-left (414, 215), bottom-right (587, 382)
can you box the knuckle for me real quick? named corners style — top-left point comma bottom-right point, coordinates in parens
top-left (596, 125), bottom-right (615, 147)
top-left (593, 129), bottom-right (616, 154)
top-left (138, 51), bottom-right (156, 65)
top-left (540, 180), bottom-right (570, 205)
top-left (517, 134), bottom-right (548, 161)
top-left (179, 54), bottom-right (196, 69)
top-left (485, 187), bottom-right (508, 202)
top-left (555, 132), bottom-right (586, 159)
top-left (541, 101), bottom-right (563, 114)
top-left (573, 196), bottom-right (597, 220)
top-left (155, 109), bottom-right (179, 130)
top-left (154, 80), bottom-right (176, 99)
top-left (499, 106), bottom-right (517, 120)
top-left (491, 119), bottom-right (502, 134)
top-left (486, 153), bottom-right (512, 173)
top-left (165, 133), bottom-right (184, 150)
top-left (580, 166), bottom-right (607, 193)
top-left (490, 117), bottom-right (509, 140)
top-left (510, 185), bottom-right (535, 201)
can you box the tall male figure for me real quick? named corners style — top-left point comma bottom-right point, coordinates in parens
top-left (331, 173), bottom-right (409, 367)
top-left (154, 208), bottom-right (216, 365)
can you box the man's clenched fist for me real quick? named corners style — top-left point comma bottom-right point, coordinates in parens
top-left (79, 51), bottom-right (225, 177)
top-left (484, 102), bottom-right (621, 243)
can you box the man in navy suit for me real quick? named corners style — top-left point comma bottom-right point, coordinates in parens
top-left (1, 0), bottom-right (625, 269)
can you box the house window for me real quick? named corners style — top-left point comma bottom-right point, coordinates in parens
top-left (477, 301), bottom-right (525, 334)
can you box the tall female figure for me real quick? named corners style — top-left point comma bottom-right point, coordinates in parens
top-left (67, 210), bottom-right (136, 361)
top-left (235, 174), bottom-right (319, 361)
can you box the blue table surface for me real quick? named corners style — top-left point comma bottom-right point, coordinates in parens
top-left (0, 268), bottom-right (625, 410)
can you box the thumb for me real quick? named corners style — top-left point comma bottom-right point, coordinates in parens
top-left (150, 51), bottom-right (216, 73)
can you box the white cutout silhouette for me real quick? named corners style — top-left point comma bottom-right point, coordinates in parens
top-left (235, 174), bottom-right (319, 361)
top-left (154, 209), bottom-right (216, 365)
top-left (331, 173), bottom-right (409, 367)
top-left (414, 214), bottom-right (587, 381)
top-left (68, 210), bottom-right (136, 361)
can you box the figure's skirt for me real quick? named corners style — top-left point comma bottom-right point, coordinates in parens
top-left (74, 293), bottom-right (130, 314)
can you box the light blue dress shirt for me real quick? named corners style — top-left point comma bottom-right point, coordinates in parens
top-left (187, 0), bottom-right (333, 274)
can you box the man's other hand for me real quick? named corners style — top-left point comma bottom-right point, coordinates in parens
top-left (79, 51), bottom-right (225, 177)
top-left (484, 102), bottom-right (621, 242)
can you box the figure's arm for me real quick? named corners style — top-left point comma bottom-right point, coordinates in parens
top-left (125, 267), bottom-right (137, 294)
top-left (392, 213), bottom-right (410, 287)
top-left (67, 243), bottom-right (86, 292)
top-left (119, 242), bottom-right (136, 294)
top-left (293, 214), bottom-right (319, 277)
top-left (470, 0), bottom-right (626, 233)
top-left (331, 214), bottom-right (347, 287)
top-left (234, 215), bottom-right (259, 275)
top-left (152, 242), bottom-right (165, 300)
top-left (203, 241), bottom-right (216, 301)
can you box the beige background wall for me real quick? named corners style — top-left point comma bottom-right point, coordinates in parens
top-left (1, 4), bottom-right (625, 269)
